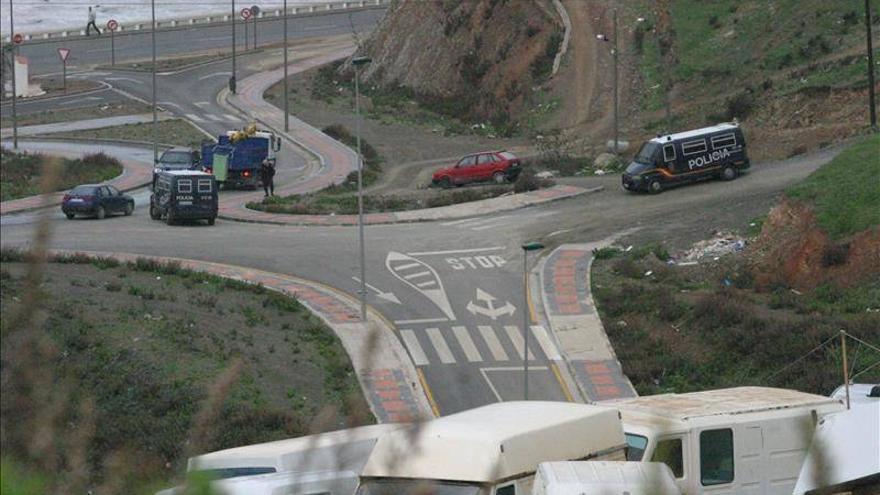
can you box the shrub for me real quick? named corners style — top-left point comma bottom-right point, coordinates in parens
top-left (821, 243), bottom-right (849, 267)
top-left (613, 258), bottom-right (644, 279)
top-left (514, 168), bottom-right (554, 193)
top-left (725, 91), bottom-right (754, 120)
top-left (593, 247), bottom-right (621, 260)
top-left (692, 291), bottom-right (745, 328)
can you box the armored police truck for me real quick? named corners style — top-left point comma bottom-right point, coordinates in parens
top-left (149, 170), bottom-right (218, 226)
top-left (622, 123), bottom-right (749, 193)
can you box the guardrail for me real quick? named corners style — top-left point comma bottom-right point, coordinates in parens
top-left (3, 0), bottom-right (390, 43)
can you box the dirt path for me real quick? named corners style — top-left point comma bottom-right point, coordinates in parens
top-left (556, 0), bottom-right (601, 128)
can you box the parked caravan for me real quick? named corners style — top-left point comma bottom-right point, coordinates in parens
top-left (622, 123), bottom-right (750, 193)
top-left (356, 401), bottom-right (627, 495)
top-left (533, 461), bottom-right (680, 495)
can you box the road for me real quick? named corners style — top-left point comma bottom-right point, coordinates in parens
top-left (0, 6), bottom-right (846, 416)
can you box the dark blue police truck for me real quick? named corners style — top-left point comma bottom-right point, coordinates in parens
top-left (622, 123), bottom-right (750, 193)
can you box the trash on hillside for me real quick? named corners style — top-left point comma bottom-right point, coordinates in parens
top-left (644, 270), bottom-right (653, 277)
top-left (536, 170), bottom-right (557, 179)
top-left (625, 245), bottom-right (633, 252)
top-left (675, 231), bottom-right (747, 263)
top-left (594, 169), bottom-right (606, 175)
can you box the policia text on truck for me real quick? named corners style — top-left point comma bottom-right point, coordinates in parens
top-left (622, 123), bottom-right (750, 193)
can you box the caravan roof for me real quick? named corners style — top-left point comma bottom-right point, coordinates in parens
top-left (360, 401), bottom-right (625, 483)
top-left (649, 122), bottom-right (739, 144)
top-left (612, 387), bottom-right (844, 431)
top-left (189, 424), bottom-right (398, 474)
top-left (533, 461), bottom-right (680, 495)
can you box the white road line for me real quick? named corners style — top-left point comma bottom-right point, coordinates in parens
top-left (157, 101), bottom-right (184, 110)
top-left (478, 325), bottom-right (509, 361)
top-left (548, 228), bottom-right (573, 238)
top-left (426, 328), bottom-right (455, 364)
top-left (194, 101), bottom-right (212, 108)
top-left (480, 366), bottom-right (549, 402)
top-left (479, 368), bottom-right (504, 402)
top-left (400, 330), bottom-right (429, 366)
top-left (106, 77), bottom-right (144, 85)
top-left (58, 96), bottom-right (102, 106)
top-left (184, 113), bottom-right (205, 123)
top-left (471, 220), bottom-right (514, 231)
top-left (530, 325), bottom-right (561, 361)
top-left (456, 215), bottom-right (511, 229)
top-left (393, 318), bottom-right (447, 325)
top-left (441, 217), bottom-right (479, 226)
top-left (415, 280), bottom-right (437, 288)
top-left (403, 270), bottom-right (432, 280)
top-left (197, 71), bottom-right (232, 81)
top-left (406, 246), bottom-right (504, 256)
top-left (206, 114), bottom-right (225, 122)
top-left (503, 325), bottom-right (536, 361)
top-left (224, 113), bottom-right (240, 121)
top-left (452, 326), bottom-right (482, 362)
top-left (394, 262), bottom-right (422, 270)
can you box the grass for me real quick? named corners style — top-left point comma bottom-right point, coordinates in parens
top-left (786, 134), bottom-right (880, 239)
top-left (40, 118), bottom-right (210, 148)
top-left (0, 252), bottom-right (371, 491)
top-left (0, 150), bottom-right (123, 202)
top-left (0, 101), bottom-right (153, 128)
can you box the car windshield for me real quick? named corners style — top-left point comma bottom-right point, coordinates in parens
top-left (633, 142), bottom-right (660, 165)
top-left (159, 151), bottom-right (192, 165)
top-left (357, 479), bottom-right (487, 495)
top-left (70, 186), bottom-right (98, 195)
top-left (193, 467), bottom-right (276, 481)
top-left (625, 433), bottom-right (648, 461)
top-left (625, 162), bottom-right (653, 174)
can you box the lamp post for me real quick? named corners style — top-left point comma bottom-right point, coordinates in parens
top-left (230, 0), bottom-right (237, 94)
top-left (521, 241), bottom-right (544, 400)
top-left (353, 55), bottom-right (372, 322)
top-left (865, 0), bottom-right (877, 129)
top-left (151, 0), bottom-right (158, 163)
top-left (283, 0), bottom-right (289, 132)
top-left (8, 0), bottom-right (18, 149)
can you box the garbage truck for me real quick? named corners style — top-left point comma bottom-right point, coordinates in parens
top-left (201, 124), bottom-right (281, 189)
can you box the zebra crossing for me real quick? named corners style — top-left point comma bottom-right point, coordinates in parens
top-left (441, 210), bottom-right (557, 232)
top-left (184, 112), bottom-right (241, 124)
top-left (398, 324), bottom-right (560, 366)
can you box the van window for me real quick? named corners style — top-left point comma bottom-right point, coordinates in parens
top-left (495, 484), bottom-right (515, 495)
top-left (682, 139), bottom-right (707, 156)
top-left (711, 133), bottom-right (737, 149)
top-left (700, 428), bottom-right (734, 486)
top-left (625, 433), bottom-right (648, 461)
top-left (652, 438), bottom-right (684, 478)
top-left (178, 179), bottom-right (193, 193)
top-left (197, 179), bottom-right (212, 193)
top-left (663, 144), bottom-right (676, 162)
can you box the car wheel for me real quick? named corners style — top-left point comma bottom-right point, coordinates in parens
top-left (720, 166), bottom-right (737, 181)
top-left (165, 210), bottom-right (175, 226)
top-left (124, 203), bottom-right (134, 216)
top-left (493, 171), bottom-right (507, 184)
top-left (65, 213), bottom-right (75, 220)
top-left (439, 177), bottom-right (453, 189)
top-left (149, 205), bottom-right (160, 220)
top-left (207, 217), bottom-right (216, 226)
top-left (96, 206), bottom-right (106, 219)
top-left (649, 180), bottom-right (663, 194)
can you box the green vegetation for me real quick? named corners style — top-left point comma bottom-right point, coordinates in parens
top-left (786, 134), bottom-right (880, 239)
top-left (0, 101), bottom-right (152, 128)
top-left (592, 245), bottom-right (880, 396)
top-left (41, 119), bottom-right (208, 148)
top-left (0, 251), bottom-right (371, 491)
top-left (0, 150), bottom-right (123, 202)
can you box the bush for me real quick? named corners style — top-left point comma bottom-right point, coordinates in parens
top-left (593, 247), bottom-right (621, 260)
top-left (514, 168), bottom-right (554, 193)
top-left (725, 91), bottom-right (754, 120)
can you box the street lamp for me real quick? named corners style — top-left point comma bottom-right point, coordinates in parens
top-left (283, 0), bottom-right (289, 131)
top-left (353, 55), bottom-right (372, 322)
top-left (230, 0), bottom-right (237, 94)
top-left (7, 0), bottom-right (18, 149)
top-left (151, 0), bottom-right (158, 163)
top-left (521, 241), bottom-right (544, 400)
top-left (865, 0), bottom-right (877, 129)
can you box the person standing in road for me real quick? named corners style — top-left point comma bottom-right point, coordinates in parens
top-left (260, 158), bottom-right (276, 197)
top-left (86, 6), bottom-right (101, 36)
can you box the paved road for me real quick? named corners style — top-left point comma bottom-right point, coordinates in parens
top-left (10, 8), bottom-right (385, 76)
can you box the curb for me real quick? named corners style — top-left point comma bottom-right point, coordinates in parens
top-left (37, 249), bottom-right (435, 424)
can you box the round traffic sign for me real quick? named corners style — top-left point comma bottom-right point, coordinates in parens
top-left (240, 7), bottom-right (252, 20)
top-left (12, 33), bottom-right (23, 45)
top-left (250, 5), bottom-right (261, 16)
top-left (107, 19), bottom-right (119, 31)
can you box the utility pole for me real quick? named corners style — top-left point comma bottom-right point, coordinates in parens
top-left (521, 241), bottom-right (544, 401)
top-left (151, 0), bottom-right (158, 163)
top-left (231, 0), bottom-right (237, 94)
top-left (612, 9), bottom-right (619, 155)
top-left (841, 330), bottom-right (850, 410)
top-left (866, 0), bottom-right (877, 129)
top-left (353, 56), bottom-right (371, 323)
top-left (283, 0), bottom-right (289, 131)
top-left (8, 0), bottom-right (18, 149)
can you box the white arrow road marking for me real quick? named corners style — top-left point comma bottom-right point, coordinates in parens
top-left (466, 288), bottom-right (516, 320)
top-left (351, 276), bottom-right (401, 305)
top-left (386, 251), bottom-right (455, 320)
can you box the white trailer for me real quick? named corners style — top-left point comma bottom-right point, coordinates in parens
top-left (533, 461), bottom-right (680, 495)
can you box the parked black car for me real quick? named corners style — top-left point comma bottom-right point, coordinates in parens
top-left (62, 184), bottom-right (134, 219)
top-left (150, 170), bottom-right (218, 226)
top-left (153, 147), bottom-right (201, 188)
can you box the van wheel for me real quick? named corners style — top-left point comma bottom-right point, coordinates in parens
top-left (124, 203), bottom-right (134, 216)
top-left (95, 206), bottom-right (106, 219)
top-left (165, 210), bottom-right (175, 226)
top-left (149, 205), bottom-right (160, 220)
top-left (649, 180), bottom-right (663, 194)
top-left (493, 171), bottom-right (507, 184)
top-left (207, 217), bottom-right (215, 226)
top-left (720, 166), bottom-right (737, 181)
top-left (65, 213), bottom-right (75, 220)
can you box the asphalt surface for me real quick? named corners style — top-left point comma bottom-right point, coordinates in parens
top-left (0, 7), bottom-right (848, 415)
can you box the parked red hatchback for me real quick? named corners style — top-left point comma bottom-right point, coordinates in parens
top-left (432, 151), bottom-right (521, 188)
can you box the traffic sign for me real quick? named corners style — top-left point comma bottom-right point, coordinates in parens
top-left (107, 19), bottom-right (119, 31)
top-left (12, 33), bottom-right (23, 45)
top-left (240, 7), bottom-right (252, 20)
top-left (57, 48), bottom-right (71, 62)
top-left (250, 5), bottom-right (261, 16)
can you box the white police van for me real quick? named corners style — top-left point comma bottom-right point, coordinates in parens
top-left (622, 122), bottom-right (750, 193)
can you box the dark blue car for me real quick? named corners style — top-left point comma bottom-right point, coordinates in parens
top-left (62, 184), bottom-right (134, 220)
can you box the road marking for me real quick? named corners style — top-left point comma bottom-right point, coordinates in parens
top-left (467, 288), bottom-right (516, 320)
top-left (504, 325), bottom-right (536, 360)
top-left (393, 318), bottom-right (447, 325)
top-left (550, 362), bottom-right (575, 402)
top-left (224, 113), bottom-right (240, 121)
top-left (415, 280), bottom-right (437, 288)
top-left (157, 100), bottom-right (184, 109)
top-left (480, 366), bottom-right (549, 402)
top-left (198, 71), bottom-right (233, 81)
top-left (462, 215), bottom-right (512, 229)
top-left (406, 246), bottom-right (504, 256)
top-left (548, 228), bottom-right (573, 238)
top-left (387, 251), bottom-right (456, 320)
top-left (530, 325), bottom-right (561, 360)
top-left (106, 77), bottom-right (144, 85)
top-left (425, 328), bottom-right (455, 364)
top-left (400, 329), bottom-right (428, 366)
top-left (451, 326), bottom-right (482, 362)
top-left (478, 325), bottom-right (509, 361)
top-left (403, 270), bottom-right (432, 280)
top-left (194, 101), bottom-right (212, 108)
top-left (184, 113), bottom-right (205, 123)
top-left (471, 220), bottom-right (515, 231)
top-left (58, 96), bottom-right (102, 106)
top-left (206, 114), bottom-right (225, 122)
top-left (440, 218), bottom-right (479, 226)
top-left (417, 368), bottom-right (440, 417)
top-left (394, 262), bottom-right (422, 271)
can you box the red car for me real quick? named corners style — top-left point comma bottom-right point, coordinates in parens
top-left (432, 151), bottom-right (522, 188)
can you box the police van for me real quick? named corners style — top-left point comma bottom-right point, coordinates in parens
top-left (622, 123), bottom-right (750, 193)
top-left (149, 170), bottom-right (218, 226)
